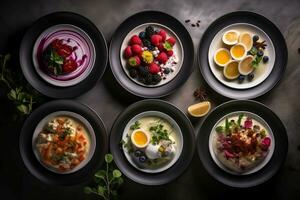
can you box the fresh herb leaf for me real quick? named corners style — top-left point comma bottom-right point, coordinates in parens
top-left (237, 113), bottom-right (244, 126)
top-left (130, 120), bottom-right (141, 130)
top-left (105, 154), bottom-right (113, 163)
top-left (248, 47), bottom-right (258, 56)
top-left (149, 123), bottom-right (171, 145)
top-left (225, 118), bottom-right (230, 134)
top-left (0, 53), bottom-right (45, 120)
top-left (85, 153), bottom-right (123, 200)
top-left (112, 169), bottom-right (122, 178)
top-left (215, 126), bottom-right (225, 133)
top-left (252, 56), bottom-right (263, 68)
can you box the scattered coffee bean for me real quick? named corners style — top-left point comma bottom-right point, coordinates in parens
top-left (191, 24), bottom-right (196, 27)
top-left (185, 19), bottom-right (191, 23)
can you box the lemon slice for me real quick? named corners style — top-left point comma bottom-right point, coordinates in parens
top-left (239, 32), bottom-right (253, 51)
top-left (188, 101), bottom-right (211, 117)
top-left (223, 60), bottom-right (240, 80)
top-left (222, 30), bottom-right (240, 45)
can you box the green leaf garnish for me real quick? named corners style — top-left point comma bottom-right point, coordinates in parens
top-left (225, 118), bottom-right (230, 134)
top-left (237, 113), bottom-right (244, 126)
top-left (215, 126), bottom-right (225, 133)
top-left (163, 41), bottom-right (173, 51)
top-left (112, 169), bottom-right (122, 178)
top-left (105, 154), bottom-right (113, 163)
top-left (149, 123), bottom-right (171, 145)
top-left (130, 120), bottom-right (141, 130)
top-left (248, 47), bottom-right (258, 56)
top-left (84, 153), bottom-right (123, 199)
top-left (252, 56), bottom-right (263, 68)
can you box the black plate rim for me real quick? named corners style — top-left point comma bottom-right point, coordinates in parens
top-left (196, 99), bottom-right (288, 187)
top-left (110, 99), bottom-right (195, 185)
top-left (19, 11), bottom-right (108, 99)
top-left (197, 10), bottom-right (288, 99)
top-left (109, 10), bottom-right (195, 98)
top-left (19, 100), bottom-right (108, 185)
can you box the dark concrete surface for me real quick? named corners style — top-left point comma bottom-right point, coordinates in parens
top-left (0, 0), bottom-right (299, 199)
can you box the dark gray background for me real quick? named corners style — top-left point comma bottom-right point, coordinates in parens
top-left (0, 0), bottom-right (299, 199)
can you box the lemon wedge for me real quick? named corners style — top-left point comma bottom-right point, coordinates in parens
top-left (188, 101), bottom-right (211, 117)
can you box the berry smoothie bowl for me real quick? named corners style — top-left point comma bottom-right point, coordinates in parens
top-left (120, 23), bottom-right (184, 87)
top-left (32, 24), bottom-right (96, 87)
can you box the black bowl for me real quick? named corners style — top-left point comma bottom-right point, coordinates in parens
top-left (109, 10), bottom-right (194, 98)
top-left (197, 100), bottom-right (288, 187)
top-left (198, 11), bottom-right (287, 99)
top-left (19, 100), bottom-right (108, 185)
top-left (110, 99), bottom-right (195, 185)
top-left (20, 11), bottom-right (108, 98)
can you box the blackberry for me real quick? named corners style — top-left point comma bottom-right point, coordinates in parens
top-left (129, 68), bottom-right (138, 78)
top-left (137, 76), bottom-right (146, 84)
top-left (144, 74), bottom-right (153, 85)
top-left (142, 39), bottom-right (151, 48)
top-left (152, 74), bottom-right (162, 84)
top-left (145, 26), bottom-right (155, 38)
top-left (138, 66), bottom-right (150, 77)
top-left (139, 31), bottom-right (146, 39)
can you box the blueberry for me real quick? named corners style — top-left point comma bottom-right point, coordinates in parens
top-left (139, 31), bottom-right (146, 39)
top-left (164, 68), bottom-right (171, 74)
top-left (237, 75), bottom-right (245, 83)
top-left (257, 50), bottom-right (264, 57)
top-left (134, 150), bottom-right (142, 157)
top-left (139, 155), bottom-right (147, 163)
top-left (253, 35), bottom-right (259, 42)
top-left (248, 73), bottom-right (254, 81)
top-left (263, 56), bottom-right (269, 63)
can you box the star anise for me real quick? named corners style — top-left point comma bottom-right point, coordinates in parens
top-left (193, 87), bottom-right (207, 101)
top-left (254, 40), bottom-right (267, 50)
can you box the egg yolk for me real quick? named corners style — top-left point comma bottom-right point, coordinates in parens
top-left (231, 45), bottom-right (245, 58)
top-left (225, 62), bottom-right (239, 77)
top-left (133, 131), bottom-right (148, 145)
top-left (216, 50), bottom-right (230, 65)
top-left (225, 32), bottom-right (238, 42)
